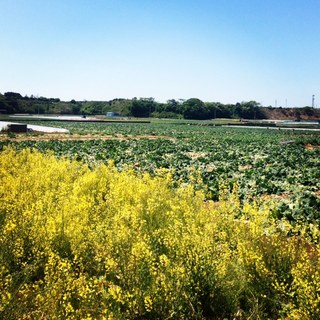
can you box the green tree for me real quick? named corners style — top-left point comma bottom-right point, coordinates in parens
top-left (131, 98), bottom-right (155, 117)
top-left (166, 99), bottom-right (181, 114)
top-left (239, 101), bottom-right (263, 119)
top-left (0, 94), bottom-right (10, 113)
top-left (183, 98), bottom-right (208, 119)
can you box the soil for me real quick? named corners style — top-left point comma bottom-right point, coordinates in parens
top-left (263, 107), bottom-right (320, 120)
top-left (305, 144), bottom-right (320, 150)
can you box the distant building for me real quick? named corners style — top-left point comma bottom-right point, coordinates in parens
top-left (106, 112), bottom-right (121, 117)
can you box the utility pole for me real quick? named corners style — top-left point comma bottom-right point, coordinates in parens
top-left (312, 95), bottom-right (315, 108)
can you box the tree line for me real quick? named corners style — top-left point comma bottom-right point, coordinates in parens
top-left (0, 92), bottom-right (319, 120)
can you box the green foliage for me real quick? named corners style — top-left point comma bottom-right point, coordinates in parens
top-left (0, 94), bottom-right (11, 113)
top-left (151, 111), bottom-right (182, 119)
top-left (1, 149), bottom-right (320, 319)
top-left (183, 98), bottom-right (208, 119)
top-left (2, 91), bottom-right (319, 119)
top-left (131, 98), bottom-right (155, 117)
top-left (1, 122), bottom-right (319, 225)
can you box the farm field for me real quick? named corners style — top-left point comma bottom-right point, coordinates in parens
top-left (1, 120), bottom-right (320, 224)
top-left (1, 120), bottom-right (320, 319)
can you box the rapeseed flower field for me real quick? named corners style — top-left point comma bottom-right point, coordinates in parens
top-left (1, 148), bottom-right (319, 319)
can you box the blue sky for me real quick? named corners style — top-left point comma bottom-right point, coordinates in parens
top-left (1, 0), bottom-right (319, 107)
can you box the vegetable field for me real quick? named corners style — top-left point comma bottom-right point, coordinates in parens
top-left (1, 121), bottom-right (320, 319)
top-left (1, 121), bottom-right (319, 224)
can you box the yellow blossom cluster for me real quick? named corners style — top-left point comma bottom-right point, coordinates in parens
top-left (0, 148), bottom-right (319, 319)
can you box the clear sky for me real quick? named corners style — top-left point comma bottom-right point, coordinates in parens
top-left (1, 0), bottom-right (319, 107)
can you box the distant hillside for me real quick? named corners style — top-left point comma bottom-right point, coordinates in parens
top-left (262, 106), bottom-right (320, 120)
top-left (1, 92), bottom-right (319, 120)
